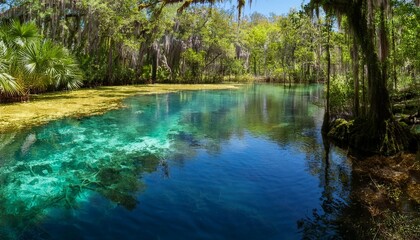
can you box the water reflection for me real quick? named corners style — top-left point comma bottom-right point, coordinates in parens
top-left (168, 85), bottom-right (324, 153)
top-left (0, 84), bottom-right (352, 239)
top-left (297, 133), bottom-right (353, 239)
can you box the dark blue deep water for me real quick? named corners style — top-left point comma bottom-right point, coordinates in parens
top-left (0, 84), bottom-right (351, 239)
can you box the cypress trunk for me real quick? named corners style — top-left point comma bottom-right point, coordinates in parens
top-left (322, 16), bottom-right (332, 135)
top-left (106, 39), bottom-right (114, 84)
top-left (352, 35), bottom-right (360, 118)
top-left (346, 1), bottom-right (415, 155)
top-left (151, 47), bottom-right (158, 84)
top-left (151, 41), bottom-right (161, 84)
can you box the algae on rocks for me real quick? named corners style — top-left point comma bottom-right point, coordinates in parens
top-left (328, 119), bottom-right (353, 147)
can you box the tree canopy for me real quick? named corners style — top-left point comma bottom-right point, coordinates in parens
top-left (0, 0), bottom-right (418, 154)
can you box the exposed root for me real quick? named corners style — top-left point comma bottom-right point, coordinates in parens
top-left (328, 118), bottom-right (418, 155)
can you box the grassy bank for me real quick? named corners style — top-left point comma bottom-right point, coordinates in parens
top-left (0, 84), bottom-right (239, 133)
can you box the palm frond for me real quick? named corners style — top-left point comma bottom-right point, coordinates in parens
top-left (0, 41), bottom-right (22, 96)
top-left (18, 40), bottom-right (83, 91)
top-left (0, 20), bottom-right (39, 50)
top-left (0, 72), bottom-right (22, 96)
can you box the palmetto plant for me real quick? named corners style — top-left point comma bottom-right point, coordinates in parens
top-left (18, 40), bottom-right (83, 92)
top-left (0, 21), bottom-right (82, 100)
top-left (0, 41), bottom-right (22, 96)
top-left (0, 21), bottom-right (39, 50)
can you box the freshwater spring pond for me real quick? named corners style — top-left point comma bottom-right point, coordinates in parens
top-left (0, 84), bottom-right (352, 239)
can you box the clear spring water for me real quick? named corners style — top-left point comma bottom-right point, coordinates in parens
top-left (0, 84), bottom-right (352, 239)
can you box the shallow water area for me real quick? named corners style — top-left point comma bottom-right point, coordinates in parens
top-left (0, 84), bottom-right (351, 239)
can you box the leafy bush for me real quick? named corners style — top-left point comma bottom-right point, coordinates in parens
top-left (0, 21), bottom-right (82, 100)
top-left (328, 75), bottom-right (353, 118)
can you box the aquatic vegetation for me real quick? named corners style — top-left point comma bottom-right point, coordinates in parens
top-left (0, 134), bottom-right (169, 229)
top-left (0, 98), bottom-right (183, 236)
top-left (0, 85), bottom-right (340, 238)
top-left (0, 84), bottom-right (238, 133)
top-left (1, 84), bottom-right (415, 239)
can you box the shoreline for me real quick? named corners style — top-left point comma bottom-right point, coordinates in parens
top-left (0, 84), bottom-right (239, 133)
top-left (345, 152), bottom-right (420, 238)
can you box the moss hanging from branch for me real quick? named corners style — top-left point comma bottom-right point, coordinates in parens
top-left (306, 0), bottom-right (418, 155)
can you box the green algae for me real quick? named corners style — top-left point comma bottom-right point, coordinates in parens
top-left (0, 96), bottom-right (184, 234)
top-left (327, 118), bottom-right (353, 146)
top-left (0, 84), bottom-right (239, 133)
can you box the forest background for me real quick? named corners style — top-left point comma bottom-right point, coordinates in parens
top-left (0, 0), bottom-right (419, 152)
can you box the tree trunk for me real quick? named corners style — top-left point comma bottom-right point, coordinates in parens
top-left (362, 63), bottom-right (366, 117)
top-left (253, 56), bottom-right (257, 76)
top-left (350, 4), bottom-right (392, 126)
top-left (106, 39), bottom-right (114, 84)
top-left (346, 2), bottom-right (415, 155)
top-left (322, 16), bottom-right (332, 134)
top-left (352, 35), bottom-right (360, 117)
top-left (391, 6), bottom-right (398, 90)
top-left (151, 44), bottom-right (158, 84)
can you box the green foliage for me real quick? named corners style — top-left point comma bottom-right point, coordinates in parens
top-left (157, 67), bottom-right (171, 82)
top-left (181, 48), bottom-right (205, 82)
top-left (0, 1), bottom-right (349, 85)
top-left (141, 65), bottom-right (152, 81)
top-left (0, 41), bottom-right (22, 96)
top-left (0, 21), bottom-right (39, 49)
top-left (224, 74), bottom-right (254, 83)
top-left (328, 75), bottom-right (353, 117)
top-left (327, 118), bottom-right (352, 145)
top-left (392, 1), bottom-right (420, 88)
top-left (227, 59), bottom-right (246, 76)
top-left (0, 21), bottom-right (82, 99)
top-left (0, 0), bottom-right (417, 104)
top-left (19, 40), bottom-right (82, 91)
top-left (0, 1), bottom-right (333, 84)
top-left (238, 9), bottom-right (323, 83)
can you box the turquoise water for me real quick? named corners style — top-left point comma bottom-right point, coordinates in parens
top-left (0, 84), bottom-right (351, 239)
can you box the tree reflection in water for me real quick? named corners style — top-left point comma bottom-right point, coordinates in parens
top-left (0, 84), bottom-right (357, 238)
top-left (297, 133), bottom-right (358, 239)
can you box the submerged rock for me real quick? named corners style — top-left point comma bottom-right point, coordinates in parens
top-left (31, 164), bottom-right (53, 176)
top-left (170, 131), bottom-right (201, 147)
top-left (352, 153), bottom-right (420, 215)
top-left (20, 133), bottom-right (37, 156)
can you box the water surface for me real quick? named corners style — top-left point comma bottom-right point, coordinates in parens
top-left (0, 84), bottom-right (351, 239)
